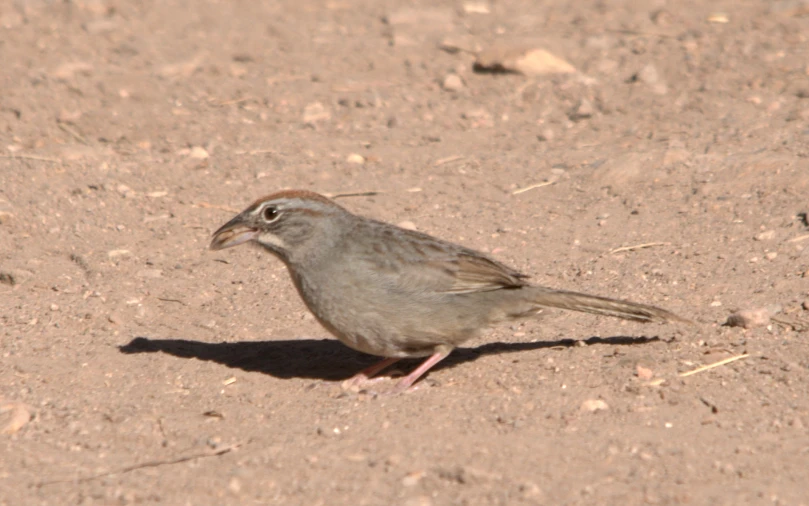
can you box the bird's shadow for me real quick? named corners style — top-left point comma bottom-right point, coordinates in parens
top-left (119, 334), bottom-right (661, 381)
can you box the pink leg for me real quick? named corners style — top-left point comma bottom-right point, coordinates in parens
top-left (341, 357), bottom-right (401, 390)
top-left (391, 350), bottom-right (451, 394)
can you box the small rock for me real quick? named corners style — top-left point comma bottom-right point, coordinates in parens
top-left (346, 153), bottom-right (365, 164)
top-left (463, 2), bottom-right (490, 14)
top-left (636, 365), bottom-right (654, 380)
top-left (537, 128), bottom-right (554, 141)
top-left (189, 146), bottom-right (209, 159)
top-left (801, 300), bottom-right (809, 311)
top-left (401, 470), bottom-right (426, 487)
top-left (635, 64), bottom-right (668, 95)
top-left (636, 64), bottom-right (660, 84)
top-left (302, 102), bottom-right (331, 125)
top-left (754, 230), bottom-right (776, 241)
top-left (397, 221), bottom-right (417, 231)
top-left (1, 401), bottom-right (33, 435)
top-left (462, 108), bottom-right (493, 127)
top-left (765, 252), bottom-right (778, 260)
top-left (725, 306), bottom-right (781, 329)
top-left (569, 98), bottom-right (595, 121)
top-left (474, 46), bottom-right (576, 76)
top-left (229, 63), bottom-right (248, 78)
top-left (707, 12), bottom-right (729, 23)
top-left (580, 399), bottom-right (609, 412)
top-left (1, 269), bottom-right (32, 285)
top-left (651, 9), bottom-right (673, 25)
top-left (228, 477), bottom-right (242, 494)
top-left (519, 481), bottom-right (544, 499)
top-left (442, 74), bottom-right (464, 91)
top-left (116, 184), bottom-right (135, 197)
top-left (0, 211), bottom-right (13, 224)
top-left (108, 249), bottom-right (132, 259)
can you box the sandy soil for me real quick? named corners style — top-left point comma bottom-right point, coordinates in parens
top-left (2, 0), bottom-right (809, 504)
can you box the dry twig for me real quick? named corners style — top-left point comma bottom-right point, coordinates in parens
top-left (512, 181), bottom-right (555, 195)
top-left (609, 242), bottom-right (669, 254)
top-left (57, 122), bottom-right (87, 144)
top-left (0, 154), bottom-right (62, 164)
top-left (679, 354), bottom-right (750, 377)
top-left (433, 155), bottom-right (465, 166)
top-left (330, 191), bottom-right (382, 200)
top-left (37, 441), bottom-right (246, 487)
top-left (787, 234), bottom-right (809, 243)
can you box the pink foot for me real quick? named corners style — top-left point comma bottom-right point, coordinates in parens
top-left (341, 357), bottom-right (401, 391)
top-left (389, 351), bottom-right (450, 394)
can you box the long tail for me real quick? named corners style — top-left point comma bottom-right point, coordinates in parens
top-left (528, 286), bottom-right (690, 324)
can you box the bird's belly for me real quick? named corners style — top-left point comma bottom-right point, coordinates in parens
top-left (290, 268), bottom-right (503, 358)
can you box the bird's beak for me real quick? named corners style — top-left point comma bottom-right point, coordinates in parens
top-left (209, 215), bottom-right (258, 251)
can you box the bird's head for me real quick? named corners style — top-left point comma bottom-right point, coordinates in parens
top-left (209, 190), bottom-right (347, 260)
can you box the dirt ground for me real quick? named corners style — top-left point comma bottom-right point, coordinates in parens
top-left (2, 0), bottom-right (809, 504)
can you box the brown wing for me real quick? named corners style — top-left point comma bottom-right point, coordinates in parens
top-left (425, 253), bottom-right (530, 294)
top-left (351, 221), bottom-right (531, 295)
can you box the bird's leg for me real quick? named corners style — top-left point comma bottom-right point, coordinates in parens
top-left (341, 357), bottom-right (401, 390)
top-left (391, 350), bottom-right (451, 394)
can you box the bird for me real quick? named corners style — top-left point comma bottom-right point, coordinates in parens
top-left (210, 190), bottom-right (687, 393)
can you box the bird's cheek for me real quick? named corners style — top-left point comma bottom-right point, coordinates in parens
top-left (257, 232), bottom-right (288, 250)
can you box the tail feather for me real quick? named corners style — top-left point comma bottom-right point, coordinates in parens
top-left (529, 287), bottom-right (690, 324)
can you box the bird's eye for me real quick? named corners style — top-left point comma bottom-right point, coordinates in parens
top-left (262, 206), bottom-right (279, 221)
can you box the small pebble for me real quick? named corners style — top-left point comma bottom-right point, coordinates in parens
top-left (580, 399), bottom-right (609, 412)
top-left (636, 365), bottom-right (654, 380)
top-left (346, 153), bottom-right (365, 164)
top-left (537, 128), bottom-right (554, 141)
top-left (725, 307), bottom-right (779, 329)
top-left (302, 101), bottom-right (331, 124)
top-left (402, 471), bottom-right (426, 487)
top-left (442, 74), bottom-right (464, 92)
top-left (569, 98), bottom-right (594, 121)
top-left (189, 146), bottom-right (209, 159)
